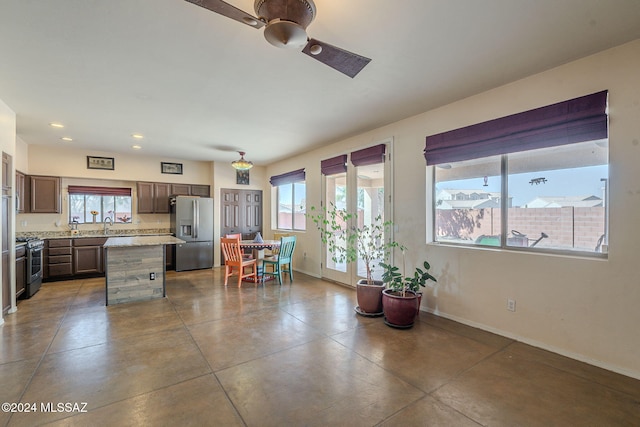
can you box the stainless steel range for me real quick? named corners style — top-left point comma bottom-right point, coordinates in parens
top-left (17, 237), bottom-right (44, 298)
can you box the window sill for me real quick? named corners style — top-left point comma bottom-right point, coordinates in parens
top-left (427, 241), bottom-right (608, 261)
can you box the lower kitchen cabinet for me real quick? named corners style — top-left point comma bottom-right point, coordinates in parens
top-left (45, 237), bottom-right (107, 280)
top-left (16, 244), bottom-right (26, 298)
top-left (45, 239), bottom-right (73, 278)
top-left (165, 243), bottom-right (175, 270)
top-left (73, 238), bottom-right (107, 275)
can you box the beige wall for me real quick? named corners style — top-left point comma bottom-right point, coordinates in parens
top-left (265, 39), bottom-right (640, 379)
top-left (0, 98), bottom-right (17, 319)
top-left (26, 144), bottom-right (212, 184)
top-left (15, 144), bottom-right (216, 235)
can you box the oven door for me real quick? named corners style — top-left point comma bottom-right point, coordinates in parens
top-left (27, 246), bottom-right (43, 284)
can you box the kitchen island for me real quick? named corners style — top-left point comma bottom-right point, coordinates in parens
top-left (103, 235), bottom-right (184, 305)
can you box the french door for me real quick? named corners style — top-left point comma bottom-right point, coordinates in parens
top-left (321, 140), bottom-right (393, 287)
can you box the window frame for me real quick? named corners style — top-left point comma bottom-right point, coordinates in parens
top-left (276, 180), bottom-right (306, 231)
top-left (430, 144), bottom-right (609, 258)
top-left (68, 187), bottom-right (133, 224)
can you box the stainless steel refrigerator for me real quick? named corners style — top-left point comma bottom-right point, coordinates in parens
top-left (171, 196), bottom-right (214, 271)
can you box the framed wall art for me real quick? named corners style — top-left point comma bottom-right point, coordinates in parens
top-left (87, 156), bottom-right (115, 170)
top-left (161, 162), bottom-right (183, 174)
top-left (236, 169), bottom-right (249, 185)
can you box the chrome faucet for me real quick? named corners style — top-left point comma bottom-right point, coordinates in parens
top-left (104, 216), bottom-right (114, 235)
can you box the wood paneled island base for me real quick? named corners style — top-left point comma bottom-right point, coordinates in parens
top-left (104, 235), bottom-right (184, 305)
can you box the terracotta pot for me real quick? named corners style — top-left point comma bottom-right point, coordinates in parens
top-left (382, 289), bottom-right (419, 328)
top-left (356, 279), bottom-right (384, 315)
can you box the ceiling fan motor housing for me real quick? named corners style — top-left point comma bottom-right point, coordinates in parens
top-left (255, 0), bottom-right (317, 48)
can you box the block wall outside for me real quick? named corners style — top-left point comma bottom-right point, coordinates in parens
top-left (436, 207), bottom-right (605, 251)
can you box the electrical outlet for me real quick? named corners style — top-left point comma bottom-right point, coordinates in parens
top-left (507, 298), bottom-right (516, 312)
top-left (150, 272), bottom-right (156, 280)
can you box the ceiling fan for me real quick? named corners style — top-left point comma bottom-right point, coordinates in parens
top-left (184, 0), bottom-right (371, 78)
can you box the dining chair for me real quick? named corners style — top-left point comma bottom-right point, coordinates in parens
top-left (267, 232), bottom-right (291, 256)
top-left (262, 235), bottom-right (296, 284)
top-left (225, 233), bottom-right (253, 259)
top-left (220, 237), bottom-right (257, 287)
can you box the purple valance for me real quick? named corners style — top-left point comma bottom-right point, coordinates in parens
top-left (424, 90), bottom-right (608, 165)
top-left (269, 168), bottom-right (306, 186)
top-left (321, 155), bottom-right (347, 175)
top-left (351, 144), bottom-right (386, 166)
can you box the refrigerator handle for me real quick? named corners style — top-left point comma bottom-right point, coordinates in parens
top-left (193, 199), bottom-right (198, 239)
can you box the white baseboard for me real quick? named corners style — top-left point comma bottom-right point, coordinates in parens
top-left (424, 308), bottom-right (640, 381)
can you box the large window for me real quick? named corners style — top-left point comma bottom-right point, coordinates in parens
top-left (434, 141), bottom-right (608, 254)
top-left (427, 91), bottom-right (609, 256)
top-left (271, 169), bottom-right (306, 231)
top-left (68, 186), bottom-right (132, 224)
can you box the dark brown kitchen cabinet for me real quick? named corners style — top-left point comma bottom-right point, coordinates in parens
top-left (73, 237), bottom-right (107, 275)
top-left (165, 244), bottom-right (174, 270)
top-left (15, 244), bottom-right (26, 299)
top-left (137, 182), bottom-right (171, 213)
top-left (45, 237), bottom-right (108, 280)
top-left (170, 184), bottom-right (191, 196)
top-left (2, 153), bottom-right (10, 315)
top-left (190, 185), bottom-right (210, 197)
top-left (170, 184), bottom-right (210, 197)
top-left (28, 175), bottom-right (62, 213)
top-left (15, 170), bottom-right (25, 213)
top-left (44, 239), bottom-right (73, 278)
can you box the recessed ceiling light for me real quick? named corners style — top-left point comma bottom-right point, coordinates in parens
top-left (50, 122), bottom-right (64, 128)
top-left (60, 137), bottom-right (73, 142)
top-left (132, 133), bottom-right (144, 139)
top-left (132, 145), bottom-right (142, 150)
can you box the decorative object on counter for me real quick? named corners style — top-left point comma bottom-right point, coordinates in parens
top-left (87, 156), bottom-right (115, 170)
top-left (236, 169), bottom-right (249, 185)
top-left (253, 232), bottom-right (264, 243)
top-left (161, 162), bottom-right (183, 174)
top-left (90, 210), bottom-right (98, 223)
top-left (118, 214), bottom-right (131, 223)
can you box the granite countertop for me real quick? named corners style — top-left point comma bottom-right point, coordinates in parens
top-left (103, 235), bottom-right (185, 248)
top-left (46, 233), bottom-right (173, 240)
top-left (17, 229), bottom-right (173, 240)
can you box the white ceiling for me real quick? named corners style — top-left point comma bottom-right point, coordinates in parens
top-left (1, 0), bottom-right (639, 167)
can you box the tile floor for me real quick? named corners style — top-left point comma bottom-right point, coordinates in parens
top-left (1, 269), bottom-right (639, 426)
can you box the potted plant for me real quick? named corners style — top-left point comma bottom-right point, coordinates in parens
top-left (380, 248), bottom-right (437, 328)
top-left (308, 203), bottom-right (396, 316)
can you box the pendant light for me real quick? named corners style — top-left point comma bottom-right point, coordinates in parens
top-left (231, 151), bottom-right (253, 170)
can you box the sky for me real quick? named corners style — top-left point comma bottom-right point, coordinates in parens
top-left (437, 165), bottom-right (608, 207)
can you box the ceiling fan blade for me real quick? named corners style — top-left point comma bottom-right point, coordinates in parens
top-left (302, 38), bottom-right (371, 78)
top-left (184, 0), bottom-right (265, 29)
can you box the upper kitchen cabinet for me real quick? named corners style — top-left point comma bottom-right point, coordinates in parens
top-left (15, 171), bottom-right (25, 213)
top-left (170, 184), bottom-right (210, 197)
top-left (27, 175), bottom-right (62, 213)
top-left (137, 182), bottom-right (171, 214)
top-left (190, 185), bottom-right (210, 197)
top-left (170, 184), bottom-right (191, 196)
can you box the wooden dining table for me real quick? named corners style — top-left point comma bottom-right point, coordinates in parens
top-left (239, 239), bottom-right (281, 259)
top-left (239, 240), bottom-right (281, 282)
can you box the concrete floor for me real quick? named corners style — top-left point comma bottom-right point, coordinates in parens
top-left (1, 268), bottom-right (639, 426)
